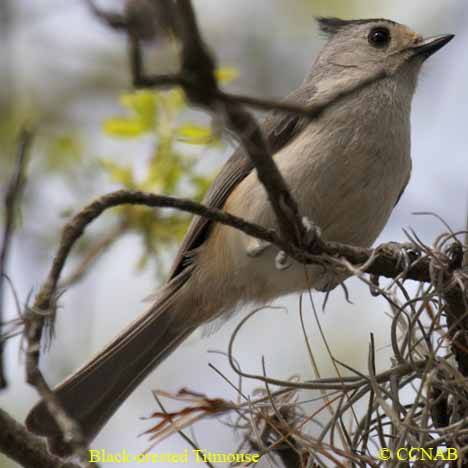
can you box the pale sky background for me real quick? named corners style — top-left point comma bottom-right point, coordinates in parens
top-left (0, 1), bottom-right (466, 467)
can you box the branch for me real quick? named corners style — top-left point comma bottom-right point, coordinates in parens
top-left (86, 0), bottom-right (176, 42)
top-left (85, 0), bottom-right (128, 31)
top-left (444, 286), bottom-right (468, 374)
top-left (172, 0), bottom-right (307, 246)
top-left (227, 305), bottom-right (429, 392)
top-left (444, 219), bottom-right (468, 376)
top-left (0, 129), bottom-right (91, 465)
top-left (29, 189), bottom-right (437, 333)
top-left (0, 128), bottom-right (33, 389)
top-left (223, 103), bottom-right (308, 247)
top-left (218, 66), bottom-right (387, 118)
top-left (22, 188), bottom-right (438, 401)
top-left (0, 408), bottom-right (80, 468)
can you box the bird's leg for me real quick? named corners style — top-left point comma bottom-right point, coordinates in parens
top-left (275, 250), bottom-right (292, 271)
top-left (275, 216), bottom-right (322, 271)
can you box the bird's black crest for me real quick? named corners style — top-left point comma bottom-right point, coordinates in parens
top-left (316, 17), bottom-right (397, 36)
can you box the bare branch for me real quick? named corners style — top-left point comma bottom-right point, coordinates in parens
top-left (0, 128), bottom-right (33, 389)
top-left (85, 0), bottom-right (128, 31)
top-left (27, 188), bottom-right (438, 349)
top-left (218, 66), bottom-right (387, 119)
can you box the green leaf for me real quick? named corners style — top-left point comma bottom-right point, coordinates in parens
top-left (103, 91), bottom-right (158, 138)
top-left (215, 66), bottom-right (240, 84)
top-left (176, 124), bottom-right (213, 144)
top-left (102, 118), bottom-right (148, 138)
top-left (120, 91), bottom-right (157, 128)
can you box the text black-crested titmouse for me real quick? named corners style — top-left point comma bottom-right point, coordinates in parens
top-left (26, 17), bottom-right (454, 455)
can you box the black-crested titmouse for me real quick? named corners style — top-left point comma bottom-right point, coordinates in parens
top-left (26, 17), bottom-right (454, 455)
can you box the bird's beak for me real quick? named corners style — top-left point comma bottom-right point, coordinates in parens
top-left (411, 34), bottom-right (455, 59)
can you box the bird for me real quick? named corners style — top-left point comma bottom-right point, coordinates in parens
top-left (26, 17), bottom-right (454, 456)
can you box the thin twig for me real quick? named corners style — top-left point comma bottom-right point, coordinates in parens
top-left (28, 188), bottom-right (438, 350)
top-left (151, 392), bottom-right (216, 468)
top-left (0, 128), bottom-right (33, 388)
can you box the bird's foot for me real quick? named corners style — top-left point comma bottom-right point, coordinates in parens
top-left (301, 216), bottom-right (323, 254)
top-left (275, 250), bottom-right (292, 270)
top-left (247, 217), bottom-right (322, 271)
top-left (275, 217), bottom-right (321, 271)
top-left (302, 216), bottom-right (322, 247)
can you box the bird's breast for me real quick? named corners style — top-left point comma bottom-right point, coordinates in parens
top-left (280, 117), bottom-right (411, 246)
top-left (229, 109), bottom-right (411, 249)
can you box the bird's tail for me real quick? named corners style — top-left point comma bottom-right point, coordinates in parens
top-left (25, 269), bottom-right (195, 457)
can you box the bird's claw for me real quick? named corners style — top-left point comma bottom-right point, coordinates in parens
top-left (302, 216), bottom-right (322, 248)
top-left (247, 218), bottom-right (321, 270)
top-left (302, 216), bottom-right (322, 244)
top-left (274, 218), bottom-right (321, 271)
top-left (275, 250), bottom-right (292, 271)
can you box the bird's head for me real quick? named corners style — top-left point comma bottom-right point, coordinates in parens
top-left (314, 17), bottom-right (454, 83)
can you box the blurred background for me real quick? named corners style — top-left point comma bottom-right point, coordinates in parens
top-left (0, 0), bottom-right (466, 466)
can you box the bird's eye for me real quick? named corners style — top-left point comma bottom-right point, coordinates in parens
top-left (368, 27), bottom-right (391, 48)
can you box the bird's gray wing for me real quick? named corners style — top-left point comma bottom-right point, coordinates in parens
top-left (168, 85), bottom-right (313, 279)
